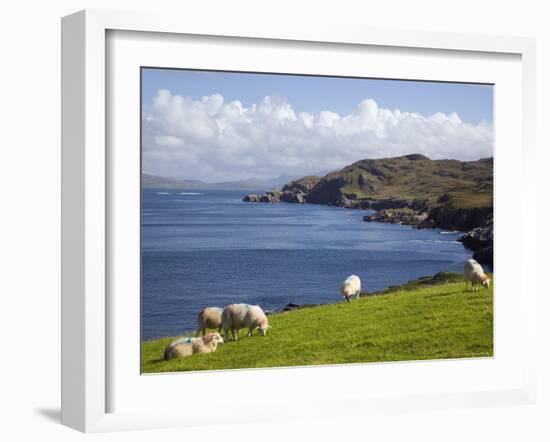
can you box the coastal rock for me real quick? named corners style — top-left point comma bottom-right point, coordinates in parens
top-left (338, 195), bottom-right (362, 209)
top-left (364, 209), bottom-right (427, 226)
top-left (416, 219), bottom-right (436, 229)
top-left (459, 219), bottom-right (493, 250)
top-left (243, 194), bottom-right (262, 202)
top-left (459, 217), bottom-right (493, 265)
top-left (473, 246), bottom-right (493, 265)
top-left (280, 190), bottom-right (307, 203)
top-left (259, 191), bottom-right (282, 203)
top-left (362, 198), bottom-right (411, 210)
top-left (425, 206), bottom-right (492, 231)
top-left (243, 190), bottom-right (306, 204)
top-left (281, 302), bottom-right (320, 312)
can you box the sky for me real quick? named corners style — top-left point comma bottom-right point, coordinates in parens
top-left (141, 68), bottom-right (494, 182)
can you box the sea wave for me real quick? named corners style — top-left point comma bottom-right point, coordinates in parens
top-left (440, 231), bottom-right (459, 235)
top-left (156, 192), bottom-right (172, 195)
top-left (177, 192), bottom-right (203, 195)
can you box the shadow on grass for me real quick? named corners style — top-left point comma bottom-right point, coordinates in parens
top-left (425, 290), bottom-right (467, 299)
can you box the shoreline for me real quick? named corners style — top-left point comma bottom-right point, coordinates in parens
top-left (143, 271), bottom-right (468, 343)
top-left (142, 273), bottom-right (493, 373)
top-left (242, 194), bottom-right (493, 265)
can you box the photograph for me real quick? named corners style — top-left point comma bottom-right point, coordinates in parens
top-left (140, 68), bottom-right (494, 374)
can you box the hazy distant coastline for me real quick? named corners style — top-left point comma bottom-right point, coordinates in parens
top-left (141, 173), bottom-right (299, 192)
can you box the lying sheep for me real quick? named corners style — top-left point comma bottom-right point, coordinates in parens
top-left (163, 332), bottom-right (224, 360)
top-left (464, 258), bottom-right (491, 291)
top-left (340, 274), bottom-right (361, 302)
top-left (196, 306), bottom-right (223, 336)
top-left (221, 304), bottom-right (269, 341)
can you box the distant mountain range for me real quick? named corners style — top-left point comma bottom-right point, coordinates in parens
top-left (141, 173), bottom-right (301, 191)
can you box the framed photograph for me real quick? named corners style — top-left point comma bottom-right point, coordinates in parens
top-left (61, 9), bottom-right (537, 432)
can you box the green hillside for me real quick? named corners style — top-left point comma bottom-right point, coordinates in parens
top-left (306, 154), bottom-right (493, 209)
top-left (142, 273), bottom-right (493, 374)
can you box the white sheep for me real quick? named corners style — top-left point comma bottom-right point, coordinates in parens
top-left (163, 332), bottom-right (224, 360)
top-left (464, 258), bottom-right (491, 291)
top-left (196, 306), bottom-right (223, 336)
top-left (221, 304), bottom-right (269, 341)
top-left (340, 274), bottom-right (361, 302)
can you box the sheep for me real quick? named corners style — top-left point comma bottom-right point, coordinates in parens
top-left (196, 306), bottom-right (223, 336)
top-left (464, 258), bottom-right (491, 291)
top-left (163, 332), bottom-right (224, 360)
top-left (340, 274), bottom-right (361, 302)
top-left (221, 304), bottom-right (269, 341)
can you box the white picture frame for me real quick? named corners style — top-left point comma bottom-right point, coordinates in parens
top-left (61, 9), bottom-right (537, 433)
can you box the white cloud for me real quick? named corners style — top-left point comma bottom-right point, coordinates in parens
top-left (142, 89), bottom-right (493, 181)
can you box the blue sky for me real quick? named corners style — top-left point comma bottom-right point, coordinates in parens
top-left (141, 68), bottom-right (494, 181)
top-left (142, 68), bottom-right (493, 125)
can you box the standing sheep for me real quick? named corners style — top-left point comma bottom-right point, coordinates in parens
top-left (196, 306), bottom-right (223, 336)
top-left (464, 258), bottom-right (491, 291)
top-left (221, 304), bottom-right (269, 341)
top-left (163, 332), bottom-right (224, 360)
top-left (340, 274), bottom-right (361, 302)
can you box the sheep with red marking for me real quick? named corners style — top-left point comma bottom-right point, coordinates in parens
top-left (163, 332), bottom-right (224, 360)
top-left (221, 304), bottom-right (269, 341)
top-left (464, 258), bottom-right (491, 291)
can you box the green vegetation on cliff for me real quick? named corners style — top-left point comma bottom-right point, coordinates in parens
top-left (306, 154), bottom-right (493, 210)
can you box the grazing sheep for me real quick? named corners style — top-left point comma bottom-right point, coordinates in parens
top-left (464, 258), bottom-right (491, 291)
top-left (340, 274), bottom-right (361, 302)
top-left (163, 332), bottom-right (224, 360)
top-left (196, 307), bottom-right (223, 336)
top-left (221, 304), bottom-right (269, 341)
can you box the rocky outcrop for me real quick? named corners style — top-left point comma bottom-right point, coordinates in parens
top-left (459, 219), bottom-right (493, 250)
top-left (473, 246), bottom-right (493, 265)
top-left (243, 194), bottom-right (262, 202)
top-left (363, 209), bottom-right (428, 226)
top-left (458, 217), bottom-right (493, 265)
top-left (419, 206), bottom-right (492, 232)
top-left (280, 190), bottom-right (307, 204)
top-left (242, 190), bottom-right (307, 204)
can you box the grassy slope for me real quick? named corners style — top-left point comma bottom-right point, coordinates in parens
top-left (308, 155), bottom-right (493, 209)
top-left (141, 274), bottom-right (493, 374)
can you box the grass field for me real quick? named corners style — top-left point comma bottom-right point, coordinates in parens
top-left (141, 273), bottom-right (493, 374)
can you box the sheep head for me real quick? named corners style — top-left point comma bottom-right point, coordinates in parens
top-left (203, 332), bottom-right (224, 346)
top-left (258, 320), bottom-right (270, 336)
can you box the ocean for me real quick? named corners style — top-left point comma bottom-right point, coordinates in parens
top-left (141, 189), bottom-right (471, 340)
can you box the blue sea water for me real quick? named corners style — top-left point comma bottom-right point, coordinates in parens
top-left (141, 189), bottom-right (471, 340)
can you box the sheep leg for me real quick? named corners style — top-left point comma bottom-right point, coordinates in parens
top-left (247, 328), bottom-right (254, 337)
top-left (232, 329), bottom-right (238, 341)
top-left (345, 295), bottom-right (351, 303)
